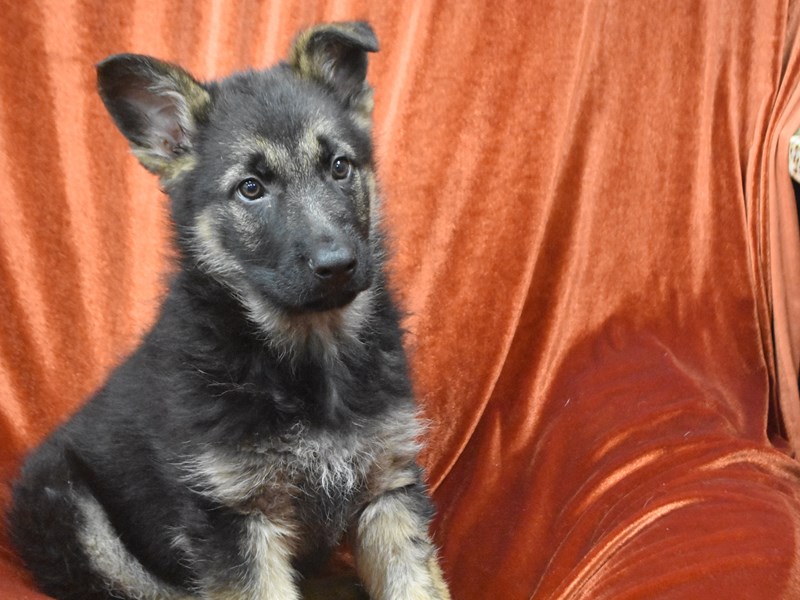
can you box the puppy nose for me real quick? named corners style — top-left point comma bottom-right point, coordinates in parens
top-left (309, 244), bottom-right (357, 284)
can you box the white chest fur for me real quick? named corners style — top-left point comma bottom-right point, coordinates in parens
top-left (180, 405), bottom-right (423, 515)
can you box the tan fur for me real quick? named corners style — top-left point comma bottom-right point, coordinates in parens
top-left (75, 494), bottom-right (192, 600)
top-left (240, 514), bottom-right (301, 600)
top-left (175, 405), bottom-right (439, 599)
top-left (156, 69), bottom-right (212, 129)
top-left (191, 204), bottom-right (377, 358)
top-left (288, 27), bottom-right (329, 84)
top-left (354, 492), bottom-right (451, 600)
top-left (191, 208), bottom-right (246, 279)
top-left (217, 136), bottom-right (294, 192)
top-left (129, 62), bottom-right (211, 179)
top-left (203, 528), bottom-right (299, 600)
top-left (242, 286), bottom-right (375, 360)
top-left (288, 23), bottom-right (376, 124)
top-left (218, 127), bottom-right (357, 193)
top-left (298, 127), bottom-right (323, 168)
top-left (179, 404), bottom-right (422, 510)
top-left (133, 149), bottom-right (197, 182)
top-left (78, 491), bottom-right (304, 600)
top-left (364, 169), bottom-right (383, 230)
top-left (427, 557), bottom-right (452, 600)
top-left (353, 167), bottom-right (372, 227)
top-left (301, 118), bottom-right (357, 161)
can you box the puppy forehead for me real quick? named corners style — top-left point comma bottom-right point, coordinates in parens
top-left (205, 71), bottom-right (367, 176)
top-left (212, 69), bottom-right (340, 143)
top-left (230, 124), bottom-right (343, 167)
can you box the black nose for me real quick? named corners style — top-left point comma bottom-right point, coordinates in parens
top-left (309, 244), bottom-right (357, 285)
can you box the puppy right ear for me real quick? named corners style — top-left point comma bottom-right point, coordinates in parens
top-left (289, 22), bottom-right (379, 122)
top-left (96, 54), bottom-right (211, 177)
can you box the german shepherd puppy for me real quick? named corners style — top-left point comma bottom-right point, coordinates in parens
top-left (7, 21), bottom-right (450, 600)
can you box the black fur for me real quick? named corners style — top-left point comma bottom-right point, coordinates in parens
top-left (7, 21), bottom-right (443, 600)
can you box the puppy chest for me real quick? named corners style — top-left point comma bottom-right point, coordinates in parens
top-left (187, 435), bottom-right (373, 530)
top-left (182, 411), bottom-right (422, 547)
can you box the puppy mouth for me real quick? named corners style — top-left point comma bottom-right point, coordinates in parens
top-left (244, 264), bottom-right (372, 315)
top-left (287, 271), bottom-right (375, 313)
top-left (252, 278), bottom-right (367, 315)
top-left (296, 289), bottom-right (360, 313)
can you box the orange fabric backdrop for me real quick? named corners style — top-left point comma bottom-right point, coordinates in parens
top-left (2, 1), bottom-right (800, 599)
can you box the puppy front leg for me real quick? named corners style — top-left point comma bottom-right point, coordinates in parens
top-left (242, 513), bottom-right (302, 600)
top-left (354, 485), bottom-right (451, 600)
top-left (206, 513), bottom-right (301, 600)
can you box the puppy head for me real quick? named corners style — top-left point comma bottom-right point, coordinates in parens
top-left (97, 22), bottom-right (382, 343)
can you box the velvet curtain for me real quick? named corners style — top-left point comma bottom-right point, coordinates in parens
top-left (2, 1), bottom-right (800, 598)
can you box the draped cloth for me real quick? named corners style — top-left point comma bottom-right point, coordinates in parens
top-left (2, 1), bottom-right (800, 598)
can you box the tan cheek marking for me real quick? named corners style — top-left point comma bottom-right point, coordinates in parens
top-left (228, 202), bottom-right (264, 252)
top-left (191, 208), bottom-right (245, 279)
top-left (351, 86), bottom-right (375, 130)
top-left (357, 168), bottom-right (376, 228)
top-left (364, 169), bottom-right (382, 230)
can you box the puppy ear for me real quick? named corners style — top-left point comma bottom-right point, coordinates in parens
top-left (96, 54), bottom-right (211, 177)
top-left (289, 21), bottom-right (379, 118)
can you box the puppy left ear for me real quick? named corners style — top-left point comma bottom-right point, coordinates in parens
top-left (97, 54), bottom-right (211, 177)
top-left (289, 21), bottom-right (379, 118)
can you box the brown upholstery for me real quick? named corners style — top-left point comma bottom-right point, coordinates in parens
top-left (2, 1), bottom-right (800, 598)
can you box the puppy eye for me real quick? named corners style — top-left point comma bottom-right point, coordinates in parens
top-left (331, 156), bottom-right (352, 181)
top-left (237, 178), bottom-right (264, 201)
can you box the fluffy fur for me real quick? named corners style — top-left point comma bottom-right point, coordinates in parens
top-left (7, 21), bottom-right (450, 600)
